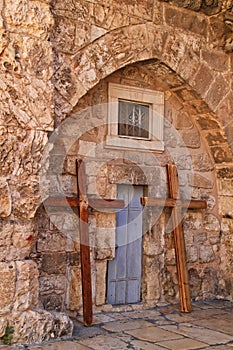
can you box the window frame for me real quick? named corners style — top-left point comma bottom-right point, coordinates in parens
top-left (106, 83), bottom-right (164, 152)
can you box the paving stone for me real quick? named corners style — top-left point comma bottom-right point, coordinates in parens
top-left (125, 326), bottom-right (183, 342)
top-left (93, 314), bottom-right (116, 324)
top-left (79, 335), bottom-right (128, 349)
top-left (191, 309), bottom-right (228, 319)
top-left (217, 313), bottom-right (233, 322)
top-left (157, 337), bottom-right (208, 350)
top-left (192, 318), bottom-right (233, 336)
top-left (72, 323), bottom-right (106, 338)
top-left (28, 341), bottom-right (89, 350)
top-left (204, 346), bottom-right (233, 349)
top-left (102, 319), bottom-right (154, 332)
top-left (122, 310), bottom-right (162, 320)
top-left (129, 340), bottom-right (168, 349)
top-left (160, 324), bottom-right (233, 345)
top-left (164, 313), bottom-right (195, 323)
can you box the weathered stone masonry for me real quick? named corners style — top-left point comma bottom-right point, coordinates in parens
top-left (0, 0), bottom-right (233, 344)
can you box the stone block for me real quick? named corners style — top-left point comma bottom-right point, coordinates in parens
top-left (202, 267), bottom-right (218, 297)
top-left (40, 294), bottom-right (63, 312)
top-left (142, 256), bottom-right (160, 302)
top-left (108, 164), bottom-right (147, 185)
top-left (14, 261), bottom-right (39, 312)
top-left (183, 212), bottom-right (203, 230)
top-left (53, 64), bottom-right (87, 107)
top-left (0, 262), bottom-right (16, 316)
top-left (9, 176), bottom-right (41, 220)
top-left (60, 175), bottom-right (77, 196)
top-left (219, 196), bottom-right (233, 218)
top-left (4, 0), bottom-right (53, 38)
top-left (164, 248), bottom-right (176, 266)
top-left (0, 128), bottom-right (48, 177)
top-left (161, 267), bottom-right (177, 299)
top-left (0, 317), bottom-right (7, 338)
top-left (66, 266), bottom-right (82, 311)
top-left (189, 268), bottom-right (202, 298)
top-left (0, 220), bottom-right (36, 262)
top-left (196, 114), bottom-right (220, 130)
top-left (163, 32), bottom-right (186, 70)
top-left (199, 245), bottom-right (215, 263)
top-left (165, 6), bottom-right (207, 36)
top-left (218, 178), bottom-right (233, 196)
top-left (216, 93), bottom-right (233, 128)
top-left (52, 16), bottom-right (90, 54)
top-left (221, 218), bottom-right (233, 235)
top-left (174, 154), bottom-right (192, 170)
top-left (8, 310), bottom-right (72, 344)
top-left (188, 173), bottom-right (213, 189)
top-left (90, 3), bottom-right (129, 30)
top-left (37, 230), bottom-right (67, 253)
top-left (95, 260), bottom-right (107, 306)
top-left (174, 110), bottom-right (193, 129)
top-left (194, 232), bottom-right (207, 243)
top-left (39, 275), bottom-right (67, 297)
top-left (187, 245), bottom-right (198, 263)
top-left (95, 224), bottom-right (115, 260)
top-left (177, 47), bottom-right (200, 83)
top-left (217, 166), bottom-right (233, 179)
top-left (192, 64), bottom-right (214, 97)
top-left (0, 55), bottom-right (53, 130)
top-left (41, 253), bottom-right (66, 275)
top-left (192, 153), bottom-right (214, 172)
top-left (210, 144), bottom-right (233, 163)
top-left (79, 140), bottom-right (96, 158)
top-left (149, 26), bottom-right (168, 60)
top-left (203, 213), bottom-right (221, 232)
top-left (201, 49), bottom-right (230, 72)
top-left (180, 128), bottom-right (200, 148)
top-left (0, 179), bottom-right (11, 217)
top-left (206, 75), bottom-right (230, 111)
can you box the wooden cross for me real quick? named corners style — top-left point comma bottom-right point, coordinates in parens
top-left (141, 164), bottom-right (207, 312)
top-left (44, 158), bottom-right (125, 326)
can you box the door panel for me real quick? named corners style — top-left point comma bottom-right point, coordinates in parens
top-left (107, 185), bottom-right (143, 305)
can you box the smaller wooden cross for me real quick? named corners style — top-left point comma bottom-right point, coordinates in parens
top-left (44, 158), bottom-right (125, 326)
top-left (141, 164), bottom-right (207, 313)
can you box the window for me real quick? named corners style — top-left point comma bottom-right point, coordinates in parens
top-left (106, 83), bottom-right (164, 151)
top-left (118, 100), bottom-right (150, 139)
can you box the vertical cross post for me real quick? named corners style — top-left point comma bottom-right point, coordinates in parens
top-left (167, 164), bottom-right (192, 312)
top-left (76, 159), bottom-right (93, 326)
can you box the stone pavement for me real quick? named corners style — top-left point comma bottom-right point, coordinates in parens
top-left (2, 300), bottom-right (233, 350)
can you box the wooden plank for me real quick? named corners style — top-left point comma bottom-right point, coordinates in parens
top-left (76, 159), bottom-right (93, 326)
top-left (44, 197), bottom-right (79, 208)
top-left (141, 197), bottom-right (207, 210)
top-left (89, 198), bottom-right (125, 209)
top-left (167, 164), bottom-right (192, 313)
top-left (43, 197), bottom-right (125, 209)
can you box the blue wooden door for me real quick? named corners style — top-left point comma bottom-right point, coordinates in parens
top-left (107, 185), bottom-right (143, 305)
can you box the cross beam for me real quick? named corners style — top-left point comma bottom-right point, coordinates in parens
top-left (141, 164), bottom-right (207, 313)
top-left (43, 158), bottom-right (124, 326)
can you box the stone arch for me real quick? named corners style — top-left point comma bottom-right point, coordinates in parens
top-left (55, 22), bottom-right (233, 154)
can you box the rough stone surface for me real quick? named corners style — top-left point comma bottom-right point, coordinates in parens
top-left (8, 310), bottom-right (73, 344)
top-left (0, 179), bottom-right (11, 217)
top-left (0, 262), bottom-right (16, 316)
top-left (0, 0), bottom-right (233, 345)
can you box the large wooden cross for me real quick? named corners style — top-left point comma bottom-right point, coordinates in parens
top-left (141, 164), bottom-right (207, 312)
top-left (44, 158), bottom-right (125, 326)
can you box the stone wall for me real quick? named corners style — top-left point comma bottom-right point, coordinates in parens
top-left (37, 62), bottom-right (231, 316)
top-left (0, 0), bottom-right (232, 344)
top-left (0, 0), bottom-right (72, 344)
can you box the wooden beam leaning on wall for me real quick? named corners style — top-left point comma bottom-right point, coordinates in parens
top-left (43, 158), bottom-right (125, 326)
top-left (141, 164), bottom-right (207, 313)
